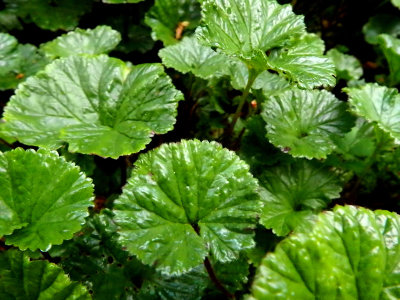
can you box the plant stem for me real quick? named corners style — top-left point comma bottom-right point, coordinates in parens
top-left (204, 257), bottom-right (235, 299)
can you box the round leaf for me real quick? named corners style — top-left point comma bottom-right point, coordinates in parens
top-left (327, 48), bottom-right (363, 82)
top-left (0, 250), bottom-right (90, 299)
top-left (0, 148), bottom-right (94, 251)
top-left (363, 14), bottom-right (400, 45)
top-left (262, 89), bottom-right (355, 159)
top-left (259, 159), bottom-right (342, 236)
top-left (251, 206), bottom-right (400, 299)
top-left (2, 55), bottom-right (183, 158)
top-left (113, 140), bottom-right (261, 275)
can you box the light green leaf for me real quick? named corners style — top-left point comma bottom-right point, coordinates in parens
top-left (159, 36), bottom-right (229, 79)
top-left (0, 250), bottom-right (90, 300)
top-left (377, 34), bottom-right (400, 85)
top-left (345, 83), bottom-right (400, 144)
top-left (0, 33), bottom-right (47, 90)
top-left (262, 89), bottom-right (354, 159)
top-left (0, 148), bottom-right (93, 251)
top-left (259, 159), bottom-right (342, 236)
top-left (327, 48), bottom-right (363, 82)
top-left (392, 0), bottom-right (400, 9)
top-left (113, 140), bottom-right (261, 275)
top-left (2, 55), bottom-right (183, 159)
top-left (41, 26), bottom-right (121, 59)
top-left (251, 206), bottom-right (400, 299)
top-left (196, 0), bottom-right (305, 64)
top-left (5, 0), bottom-right (92, 31)
top-left (267, 34), bottom-right (336, 89)
top-left (145, 0), bottom-right (201, 45)
top-left (363, 14), bottom-right (400, 45)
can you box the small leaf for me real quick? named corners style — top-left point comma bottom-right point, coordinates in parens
top-left (0, 250), bottom-right (90, 299)
top-left (262, 89), bottom-right (355, 159)
top-left (363, 14), bottom-right (400, 45)
top-left (2, 55), bottom-right (183, 158)
top-left (113, 140), bottom-right (261, 275)
top-left (345, 83), bottom-right (400, 143)
top-left (5, 0), bottom-right (92, 31)
top-left (41, 26), bottom-right (121, 59)
top-left (159, 36), bottom-right (229, 80)
top-left (251, 206), bottom-right (400, 299)
top-left (327, 48), bottom-right (363, 82)
top-left (259, 159), bottom-right (342, 236)
top-left (377, 34), bottom-right (400, 85)
top-left (0, 148), bottom-right (94, 251)
top-left (145, 0), bottom-right (201, 45)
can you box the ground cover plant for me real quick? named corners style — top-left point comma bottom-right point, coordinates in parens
top-left (2, 0), bottom-right (400, 299)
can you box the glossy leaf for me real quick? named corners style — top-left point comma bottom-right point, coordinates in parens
top-left (327, 48), bottom-right (363, 82)
top-left (5, 0), bottom-right (92, 31)
top-left (251, 206), bottom-right (400, 299)
top-left (377, 34), bottom-right (400, 85)
top-left (113, 140), bottom-right (261, 275)
top-left (345, 83), bottom-right (400, 143)
top-left (0, 33), bottom-right (47, 90)
top-left (0, 250), bottom-right (90, 299)
top-left (41, 26), bottom-right (121, 59)
top-left (262, 89), bottom-right (354, 159)
top-left (259, 160), bottom-right (342, 236)
top-left (0, 148), bottom-right (93, 251)
top-left (145, 0), bottom-right (201, 45)
top-left (159, 36), bottom-right (229, 79)
top-left (363, 14), bottom-right (400, 45)
top-left (2, 55), bottom-right (183, 158)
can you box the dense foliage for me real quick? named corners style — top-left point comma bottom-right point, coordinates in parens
top-left (1, 0), bottom-right (400, 299)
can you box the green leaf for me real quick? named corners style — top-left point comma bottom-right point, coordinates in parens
top-left (0, 33), bottom-right (47, 90)
top-left (159, 36), bottom-right (229, 80)
top-left (0, 10), bottom-right (22, 31)
top-left (363, 14), bottom-right (400, 45)
top-left (267, 33), bottom-right (336, 89)
top-left (113, 140), bottom-right (261, 275)
top-left (41, 26), bottom-right (121, 59)
top-left (5, 0), bottom-right (92, 31)
top-left (377, 34), bottom-right (400, 85)
top-left (327, 48), bottom-right (363, 82)
top-left (345, 83), bottom-right (400, 144)
top-left (259, 159), bottom-right (342, 236)
top-left (0, 148), bottom-right (93, 251)
top-left (196, 0), bottom-right (305, 63)
top-left (145, 0), bottom-right (201, 45)
top-left (251, 206), bottom-right (400, 299)
top-left (0, 250), bottom-right (90, 300)
top-left (2, 55), bottom-right (183, 159)
top-left (392, 0), bottom-right (400, 9)
top-left (262, 89), bottom-right (355, 159)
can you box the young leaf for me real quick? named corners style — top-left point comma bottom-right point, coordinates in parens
top-left (2, 55), bottom-right (183, 158)
top-left (41, 26), bottom-right (121, 59)
top-left (113, 140), bottom-right (261, 275)
top-left (259, 159), bottom-right (342, 236)
top-left (4, 0), bottom-right (92, 31)
top-left (0, 250), bottom-right (90, 299)
top-left (262, 89), bottom-right (354, 159)
top-left (159, 36), bottom-right (229, 80)
top-left (377, 34), bottom-right (400, 85)
top-left (145, 0), bottom-right (201, 45)
top-left (345, 83), bottom-right (400, 143)
top-left (0, 148), bottom-right (94, 251)
top-left (0, 33), bottom-right (47, 91)
top-left (251, 206), bottom-right (400, 299)
top-left (327, 48), bottom-right (363, 82)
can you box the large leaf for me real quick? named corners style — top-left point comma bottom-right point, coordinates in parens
top-left (251, 206), bottom-right (400, 299)
top-left (196, 0), bottom-right (305, 63)
top-left (262, 89), bottom-right (354, 159)
top-left (345, 83), bottom-right (400, 144)
top-left (0, 33), bottom-right (47, 90)
top-left (0, 250), bottom-right (90, 299)
top-left (327, 48), bottom-right (363, 82)
top-left (259, 159), bottom-right (342, 236)
top-left (5, 0), bottom-right (92, 31)
top-left (41, 26), bottom-right (121, 59)
top-left (145, 0), bottom-right (201, 45)
top-left (2, 55), bottom-right (183, 158)
top-left (0, 148), bottom-right (93, 251)
top-left (377, 34), bottom-right (400, 85)
top-left (113, 140), bottom-right (261, 275)
top-left (363, 14), bottom-right (400, 45)
top-left (159, 36), bottom-right (229, 80)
